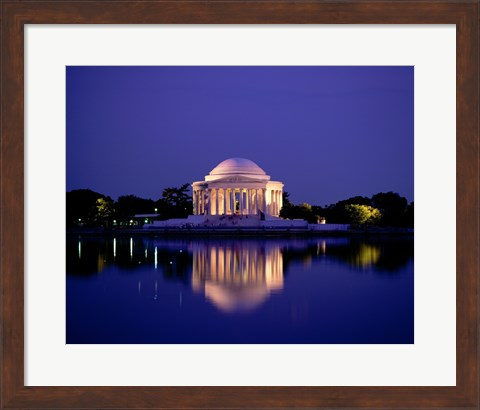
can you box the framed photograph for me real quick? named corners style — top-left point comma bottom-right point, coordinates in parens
top-left (1, 1), bottom-right (478, 409)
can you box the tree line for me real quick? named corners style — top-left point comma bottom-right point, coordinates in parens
top-left (66, 184), bottom-right (192, 227)
top-left (280, 191), bottom-right (413, 228)
top-left (67, 185), bottom-right (413, 228)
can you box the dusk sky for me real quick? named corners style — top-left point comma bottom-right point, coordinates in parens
top-left (66, 66), bottom-right (413, 206)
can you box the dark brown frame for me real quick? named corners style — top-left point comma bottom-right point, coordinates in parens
top-left (1, 1), bottom-right (478, 408)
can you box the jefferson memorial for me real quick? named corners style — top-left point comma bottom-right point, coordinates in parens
top-left (192, 158), bottom-right (283, 217)
top-left (144, 157), bottom-right (318, 230)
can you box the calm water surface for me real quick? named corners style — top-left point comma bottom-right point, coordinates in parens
top-left (67, 235), bottom-right (413, 343)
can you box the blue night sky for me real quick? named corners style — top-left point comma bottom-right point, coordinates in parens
top-left (66, 66), bottom-right (414, 206)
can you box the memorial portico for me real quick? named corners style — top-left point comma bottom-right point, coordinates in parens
top-left (192, 158), bottom-right (284, 217)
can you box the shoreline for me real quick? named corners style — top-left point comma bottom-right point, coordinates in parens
top-left (67, 226), bottom-right (414, 238)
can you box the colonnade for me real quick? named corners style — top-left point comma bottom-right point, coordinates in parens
top-left (270, 189), bottom-right (283, 216)
top-left (193, 187), bottom-right (283, 216)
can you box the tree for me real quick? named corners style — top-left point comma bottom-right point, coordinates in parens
top-left (116, 195), bottom-right (155, 221)
top-left (96, 197), bottom-right (114, 226)
top-left (399, 201), bottom-right (414, 228)
top-left (279, 192), bottom-right (294, 218)
top-left (371, 192), bottom-right (408, 226)
top-left (66, 189), bottom-right (108, 227)
top-left (156, 183), bottom-right (193, 219)
top-left (280, 201), bottom-right (321, 223)
top-left (343, 196), bottom-right (372, 206)
top-left (344, 204), bottom-right (382, 225)
top-left (323, 196), bottom-right (372, 223)
top-left (282, 191), bottom-right (293, 207)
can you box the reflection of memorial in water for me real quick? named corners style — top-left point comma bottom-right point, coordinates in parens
top-left (192, 242), bottom-right (283, 313)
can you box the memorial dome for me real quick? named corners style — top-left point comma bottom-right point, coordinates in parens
top-left (209, 158), bottom-right (266, 176)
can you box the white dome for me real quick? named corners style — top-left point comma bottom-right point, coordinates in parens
top-left (209, 158), bottom-right (266, 176)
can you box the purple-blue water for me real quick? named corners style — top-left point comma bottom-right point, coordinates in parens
top-left (66, 235), bottom-right (413, 344)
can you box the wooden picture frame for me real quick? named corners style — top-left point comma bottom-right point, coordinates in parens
top-left (1, 1), bottom-right (478, 408)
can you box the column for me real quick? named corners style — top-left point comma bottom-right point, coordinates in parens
top-left (271, 190), bottom-right (275, 215)
top-left (269, 190), bottom-right (273, 215)
top-left (219, 189), bottom-right (223, 215)
top-left (272, 190), bottom-right (277, 215)
top-left (245, 189), bottom-right (249, 214)
top-left (273, 190), bottom-right (276, 215)
top-left (244, 189), bottom-right (248, 215)
top-left (274, 190), bottom-right (278, 215)
top-left (203, 190), bottom-right (206, 215)
top-left (239, 189), bottom-right (244, 215)
top-left (193, 190), bottom-right (198, 215)
top-left (272, 190), bottom-right (275, 215)
top-left (212, 188), bottom-right (215, 215)
top-left (206, 189), bottom-right (210, 215)
top-left (209, 189), bottom-right (213, 215)
top-left (219, 190), bottom-right (223, 215)
top-left (193, 190), bottom-right (196, 215)
top-left (204, 189), bottom-right (207, 215)
top-left (257, 189), bottom-right (262, 212)
top-left (197, 190), bottom-right (201, 215)
top-left (198, 190), bottom-right (201, 215)
top-left (262, 189), bottom-right (267, 214)
top-left (215, 189), bottom-right (219, 216)
top-left (210, 189), bottom-right (215, 215)
top-left (192, 190), bottom-right (196, 215)
top-left (250, 190), bottom-right (254, 215)
top-left (248, 189), bottom-right (253, 215)
top-left (278, 190), bottom-right (282, 214)
top-left (231, 189), bottom-right (236, 215)
top-left (223, 189), bottom-right (227, 216)
top-left (226, 189), bottom-right (230, 215)
top-left (227, 189), bottom-right (231, 215)
top-left (256, 189), bottom-right (260, 214)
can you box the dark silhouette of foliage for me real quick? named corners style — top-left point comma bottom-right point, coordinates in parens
top-left (66, 189), bottom-right (111, 227)
top-left (399, 201), bottom-right (414, 228)
top-left (155, 183), bottom-right (193, 220)
top-left (67, 184), bottom-right (194, 227)
top-left (67, 185), bottom-right (413, 229)
top-left (282, 191), bottom-right (293, 207)
top-left (279, 192), bottom-right (412, 227)
top-left (323, 196), bottom-right (372, 223)
top-left (116, 195), bottom-right (155, 221)
top-left (372, 192), bottom-right (408, 227)
top-left (280, 201), bottom-right (322, 223)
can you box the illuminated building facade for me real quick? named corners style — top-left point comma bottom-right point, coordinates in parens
top-left (191, 158), bottom-right (284, 217)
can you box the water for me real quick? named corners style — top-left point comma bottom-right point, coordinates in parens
top-left (67, 235), bottom-right (414, 344)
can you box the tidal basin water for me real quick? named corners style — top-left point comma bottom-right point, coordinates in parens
top-left (67, 235), bottom-right (413, 344)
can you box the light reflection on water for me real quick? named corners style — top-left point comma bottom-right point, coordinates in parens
top-left (191, 241), bottom-right (284, 313)
top-left (67, 235), bottom-right (413, 344)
